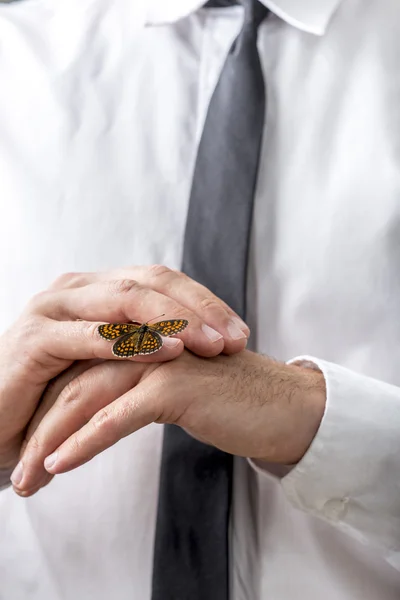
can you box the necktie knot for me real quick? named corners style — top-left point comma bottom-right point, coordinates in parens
top-left (204, 0), bottom-right (239, 7)
top-left (242, 0), bottom-right (269, 30)
top-left (205, 0), bottom-right (269, 29)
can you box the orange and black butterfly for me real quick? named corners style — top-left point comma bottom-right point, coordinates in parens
top-left (98, 315), bottom-right (188, 358)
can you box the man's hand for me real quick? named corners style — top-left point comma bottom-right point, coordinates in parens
top-left (0, 265), bottom-right (249, 475)
top-left (15, 350), bottom-right (326, 497)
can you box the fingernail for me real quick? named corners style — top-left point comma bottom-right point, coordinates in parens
top-left (11, 461), bottom-right (24, 486)
top-left (227, 319), bottom-right (248, 340)
top-left (44, 452), bottom-right (58, 471)
top-left (230, 316), bottom-right (250, 335)
top-left (163, 337), bottom-right (181, 348)
top-left (201, 324), bottom-right (223, 343)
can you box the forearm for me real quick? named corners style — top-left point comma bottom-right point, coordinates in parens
top-left (260, 360), bottom-right (326, 465)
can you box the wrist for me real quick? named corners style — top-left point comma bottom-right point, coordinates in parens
top-left (257, 359), bottom-right (326, 465)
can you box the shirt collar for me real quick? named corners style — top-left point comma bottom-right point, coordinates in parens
top-left (144, 0), bottom-right (344, 36)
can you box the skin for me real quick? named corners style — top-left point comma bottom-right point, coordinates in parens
top-left (0, 265), bottom-right (249, 474)
top-left (0, 265), bottom-right (325, 497)
top-left (14, 350), bottom-right (326, 497)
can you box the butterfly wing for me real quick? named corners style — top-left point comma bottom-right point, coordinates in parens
top-left (149, 319), bottom-right (189, 337)
top-left (100, 319), bottom-right (186, 356)
top-left (112, 330), bottom-right (163, 357)
top-left (137, 330), bottom-right (164, 354)
top-left (98, 323), bottom-right (139, 341)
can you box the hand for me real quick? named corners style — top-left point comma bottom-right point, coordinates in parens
top-left (0, 265), bottom-right (249, 472)
top-left (14, 350), bottom-right (326, 496)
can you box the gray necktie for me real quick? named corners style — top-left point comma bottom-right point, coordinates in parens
top-left (152, 1), bottom-right (268, 598)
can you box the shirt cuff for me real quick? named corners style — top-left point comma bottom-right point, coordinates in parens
top-left (276, 356), bottom-right (400, 570)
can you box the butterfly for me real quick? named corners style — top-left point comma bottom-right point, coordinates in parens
top-left (98, 315), bottom-right (188, 358)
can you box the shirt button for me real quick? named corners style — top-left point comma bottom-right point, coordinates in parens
top-left (323, 497), bottom-right (349, 521)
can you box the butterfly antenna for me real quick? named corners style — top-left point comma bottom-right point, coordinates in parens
top-left (147, 313), bottom-right (166, 324)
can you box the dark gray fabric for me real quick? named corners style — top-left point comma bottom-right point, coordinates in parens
top-left (205, 0), bottom-right (240, 7)
top-left (152, 2), bottom-right (268, 599)
top-left (183, 0), bottom-right (268, 317)
top-left (0, 468), bottom-right (12, 491)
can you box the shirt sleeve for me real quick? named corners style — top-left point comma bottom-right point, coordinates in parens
top-left (0, 468), bottom-right (13, 492)
top-left (252, 356), bottom-right (400, 571)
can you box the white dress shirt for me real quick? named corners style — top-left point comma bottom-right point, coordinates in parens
top-left (1, 0), bottom-right (400, 598)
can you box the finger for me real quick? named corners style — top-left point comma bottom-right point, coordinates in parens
top-left (14, 361), bottom-right (149, 496)
top-left (99, 266), bottom-right (250, 352)
top-left (48, 270), bottom-right (249, 354)
top-left (16, 360), bottom-right (102, 495)
top-left (23, 359), bottom-right (103, 448)
top-left (51, 266), bottom-right (249, 331)
top-left (30, 318), bottom-right (183, 381)
top-left (43, 376), bottom-right (162, 476)
top-left (33, 279), bottom-right (231, 357)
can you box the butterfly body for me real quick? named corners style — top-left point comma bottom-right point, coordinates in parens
top-left (98, 318), bottom-right (188, 358)
top-left (132, 323), bottom-right (162, 355)
top-left (136, 323), bottom-right (150, 351)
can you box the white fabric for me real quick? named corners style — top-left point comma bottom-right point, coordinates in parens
top-left (1, 0), bottom-right (400, 598)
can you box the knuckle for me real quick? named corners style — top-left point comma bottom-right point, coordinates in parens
top-left (109, 278), bottom-right (141, 297)
top-left (198, 296), bottom-right (223, 313)
top-left (92, 407), bottom-right (110, 428)
top-left (91, 408), bottom-right (115, 438)
top-left (25, 290), bottom-right (51, 314)
top-left (26, 432), bottom-right (43, 455)
top-left (147, 264), bottom-right (172, 280)
top-left (83, 323), bottom-right (103, 357)
top-left (69, 435), bottom-right (84, 457)
top-left (4, 315), bottom-right (46, 370)
top-left (169, 305), bottom-right (189, 321)
top-left (50, 272), bottom-right (82, 290)
top-left (86, 321), bottom-right (101, 340)
top-left (59, 377), bottom-right (85, 407)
